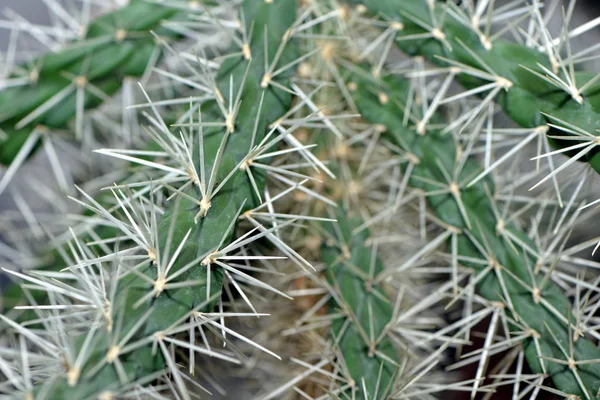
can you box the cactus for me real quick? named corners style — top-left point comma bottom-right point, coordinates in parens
top-left (0, 0), bottom-right (207, 309)
top-left (348, 0), bottom-right (600, 193)
top-left (340, 48), bottom-right (600, 400)
top-left (0, 1), bottom-right (201, 201)
top-left (0, 1), bottom-right (181, 161)
top-left (3, 1), bottom-right (600, 399)
top-left (0, 0), bottom-right (306, 398)
top-left (277, 2), bottom-right (600, 398)
top-left (321, 205), bottom-right (398, 399)
top-left (338, 4), bottom-right (600, 396)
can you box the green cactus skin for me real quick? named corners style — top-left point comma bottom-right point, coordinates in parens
top-left (321, 205), bottom-right (398, 400)
top-left (18, 1), bottom-right (299, 397)
top-left (347, 0), bottom-right (600, 175)
top-left (343, 62), bottom-right (600, 399)
top-left (0, 1), bottom-right (181, 165)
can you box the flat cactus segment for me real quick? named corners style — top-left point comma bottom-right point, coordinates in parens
top-left (344, 64), bottom-right (600, 399)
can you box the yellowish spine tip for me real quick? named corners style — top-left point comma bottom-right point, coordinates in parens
top-left (495, 219), bottom-right (506, 235)
top-left (304, 236), bottom-right (322, 252)
top-left (532, 287), bottom-right (541, 304)
top-left (242, 43), bottom-right (252, 60)
top-left (298, 62), bottom-right (312, 78)
top-left (29, 69), bottom-right (39, 83)
top-left (338, 6), bottom-right (350, 21)
top-left (154, 276), bottom-right (166, 296)
top-left (431, 28), bottom-right (446, 41)
top-left (374, 124), bottom-right (387, 133)
top-left (480, 34), bottom-right (493, 50)
top-left (348, 181), bottom-right (362, 196)
top-left (550, 55), bottom-right (560, 74)
top-left (491, 301), bottom-right (506, 309)
top-left (407, 152), bottom-right (420, 165)
top-left (574, 328), bottom-right (583, 343)
top-left (198, 196), bottom-right (211, 218)
top-left (75, 75), bottom-right (88, 88)
top-left (321, 42), bottom-right (336, 61)
top-left (67, 367), bottom-right (80, 387)
top-left (333, 143), bottom-right (351, 159)
top-left (416, 121), bottom-right (426, 135)
top-left (240, 158), bottom-right (253, 171)
top-left (98, 392), bottom-right (114, 400)
top-left (104, 300), bottom-right (113, 332)
top-left (148, 247), bottom-right (157, 262)
top-left (106, 345), bottom-right (120, 364)
top-left (269, 117), bottom-right (283, 129)
top-left (35, 125), bottom-right (49, 134)
top-left (528, 328), bottom-right (541, 339)
top-left (449, 182), bottom-right (460, 197)
top-left (378, 92), bottom-right (389, 105)
top-left (496, 76), bottom-right (513, 90)
top-left (261, 73), bottom-right (272, 88)
top-left (368, 344), bottom-right (375, 358)
top-left (115, 29), bottom-right (127, 42)
top-left (201, 254), bottom-right (216, 266)
top-left (225, 113), bottom-right (235, 133)
top-left (391, 21), bottom-right (403, 31)
top-left (342, 245), bottom-right (351, 259)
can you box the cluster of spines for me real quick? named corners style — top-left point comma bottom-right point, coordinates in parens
top-left (260, 5), bottom-right (412, 398)
top-left (320, 205), bottom-right (398, 399)
top-left (347, 0), bottom-right (600, 202)
top-left (0, 1), bottom-right (181, 165)
top-left (338, 11), bottom-right (600, 399)
top-left (0, 2), bottom-right (186, 265)
top-left (3, 0), bottom-right (600, 399)
top-left (0, 0), bottom-right (319, 398)
top-left (0, 0), bottom-right (221, 217)
top-left (265, 3), bottom-right (600, 399)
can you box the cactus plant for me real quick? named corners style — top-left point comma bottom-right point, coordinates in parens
top-left (344, 60), bottom-right (600, 399)
top-left (0, 1), bottom-right (184, 197)
top-left (348, 0), bottom-right (600, 197)
top-left (3, 1), bottom-right (600, 399)
top-left (276, 3), bottom-right (600, 399)
top-left (0, 0), bottom-right (323, 398)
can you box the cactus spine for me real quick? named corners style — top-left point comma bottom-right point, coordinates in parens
top-left (321, 205), bottom-right (398, 399)
top-left (342, 49), bottom-right (600, 400)
top-left (349, 0), bottom-right (600, 187)
top-left (2, 1), bottom-right (600, 399)
top-left (0, 1), bottom-right (181, 166)
top-left (290, 3), bottom-right (600, 398)
top-left (1, 0), bottom-right (302, 398)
